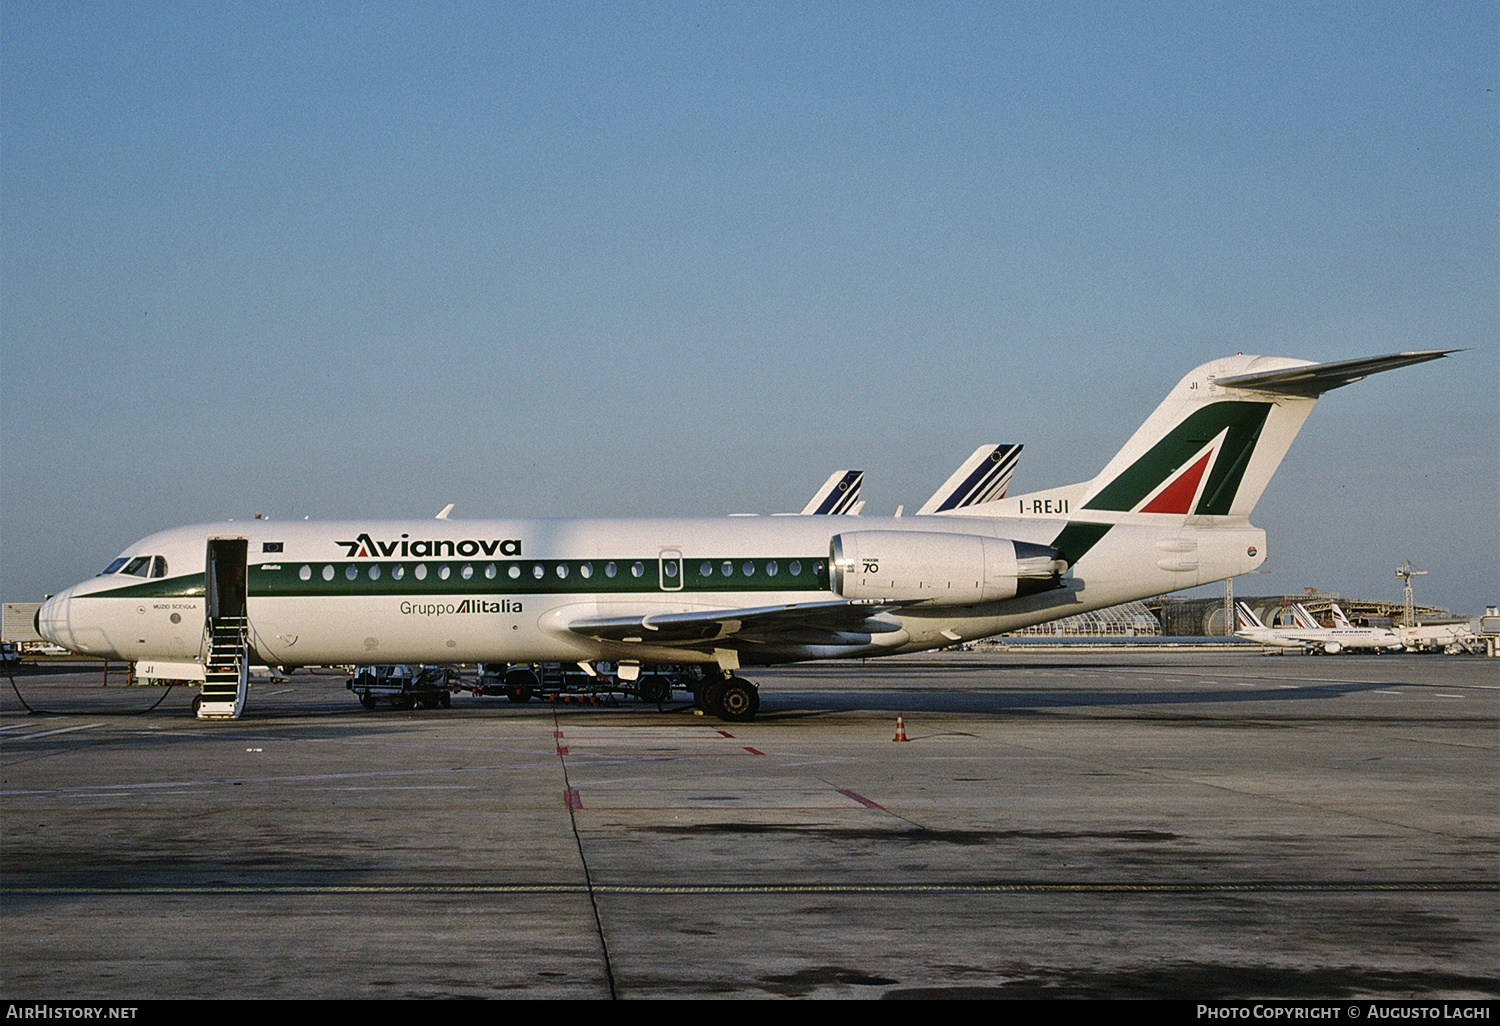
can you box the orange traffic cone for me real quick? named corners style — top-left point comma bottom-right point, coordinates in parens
top-left (893, 715), bottom-right (908, 742)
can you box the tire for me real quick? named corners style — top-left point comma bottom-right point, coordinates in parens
top-left (715, 677), bottom-right (760, 722)
top-left (638, 678), bottom-right (669, 704)
top-left (359, 694), bottom-right (378, 710)
top-left (505, 667), bottom-right (539, 703)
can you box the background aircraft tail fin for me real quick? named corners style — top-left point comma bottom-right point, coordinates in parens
top-left (801, 470), bottom-right (863, 515)
top-left (918, 444), bottom-right (1022, 515)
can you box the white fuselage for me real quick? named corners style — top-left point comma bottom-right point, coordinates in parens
top-left (38, 512), bottom-right (1266, 669)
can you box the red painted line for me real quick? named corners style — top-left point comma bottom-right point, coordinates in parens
top-left (554, 731), bottom-right (565, 739)
top-left (743, 747), bottom-right (765, 756)
top-left (834, 788), bottom-right (885, 810)
top-left (564, 789), bottom-right (582, 810)
top-left (717, 730), bottom-right (735, 738)
top-left (556, 746), bottom-right (569, 756)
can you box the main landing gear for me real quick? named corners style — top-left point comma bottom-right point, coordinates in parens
top-left (697, 673), bottom-right (761, 723)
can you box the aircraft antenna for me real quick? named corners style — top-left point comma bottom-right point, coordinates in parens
top-left (1395, 560), bottom-right (1427, 627)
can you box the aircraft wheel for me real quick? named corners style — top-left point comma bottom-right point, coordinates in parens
top-left (359, 694), bottom-right (378, 711)
top-left (715, 677), bottom-right (760, 722)
top-left (439, 691), bottom-right (451, 708)
top-left (638, 678), bottom-right (669, 704)
top-left (702, 680), bottom-right (726, 718)
top-left (393, 694), bottom-right (416, 710)
top-left (191, 694), bottom-right (202, 714)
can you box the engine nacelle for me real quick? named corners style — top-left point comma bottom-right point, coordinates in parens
top-left (1323, 642), bottom-right (1343, 654)
top-left (830, 531), bottom-right (1066, 606)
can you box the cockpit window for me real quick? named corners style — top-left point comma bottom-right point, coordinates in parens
top-left (121, 556), bottom-right (152, 577)
top-left (151, 556), bottom-right (168, 578)
top-left (100, 557), bottom-right (130, 576)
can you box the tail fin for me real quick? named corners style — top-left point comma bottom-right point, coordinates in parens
top-left (1329, 603), bottom-right (1353, 629)
top-left (918, 444), bottom-right (1022, 515)
top-left (997, 350), bottom-right (1454, 521)
top-left (1235, 601), bottom-right (1267, 630)
top-left (801, 470), bottom-right (863, 515)
top-left (1292, 604), bottom-right (1323, 630)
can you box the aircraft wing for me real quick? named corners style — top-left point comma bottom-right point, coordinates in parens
top-left (565, 598), bottom-right (914, 649)
top-left (1212, 350), bottom-right (1457, 397)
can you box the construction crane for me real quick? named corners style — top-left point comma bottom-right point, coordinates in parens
top-left (1396, 560), bottom-right (1428, 627)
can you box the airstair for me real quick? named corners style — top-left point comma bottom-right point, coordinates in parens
top-left (198, 614), bottom-right (248, 718)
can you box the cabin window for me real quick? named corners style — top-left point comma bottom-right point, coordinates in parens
top-left (508, 565), bottom-right (521, 579)
top-left (765, 560), bottom-right (778, 577)
top-left (299, 565), bottom-right (312, 581)
top-left (322, 565), bottom-right (335, 581)
top-left (630, 562), bottom-right (645, 578)
top-left (580, 563), bottom-right (593, 579)
top-left (414, 564), bottom-right (428, 580)
top-left (605, 562), bottom-right (618, 578)
top-left (663, 561), bottom-right (678, 579)
top-left (392, 565), bottom-right (405, 580)
top-left (461, 564), bottom-right (473, 580)
top-left (721, 561), bottom-right (734, 577)
top-left (700, 561), bottom-right (713, 577)
top-left (345, 565), bottom-right (358, 581)
top-left (556, 564), bottom-right (568, 579)
top-left (532, 564), bottom-right (544, 579)
top-left (438, 565), bottom-right (451, 580)
top-left (789, 560), bottom-right (802, 576)
top-left (742, 561), bottom-right (755, 577)
top-left (369, 565), bottom-right (382, 580)
top-left (484, 564), bottom-right (496, 579)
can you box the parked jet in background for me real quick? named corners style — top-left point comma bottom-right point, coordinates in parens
top-left (37, 350), bottom-right (1453, 720)
top-left (1236, 601), bottom-right (1403, 653)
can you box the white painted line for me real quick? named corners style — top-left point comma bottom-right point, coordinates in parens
top-left (6, 723), bottom-right (101, 740)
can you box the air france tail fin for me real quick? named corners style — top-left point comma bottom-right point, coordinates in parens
top-left (1292, 604), bottom-right (1322, 630)
top-left (801, 470), bottom-right (864, 515)
top-left (918, 444), bottom-right (1022, 515)
top-left (1329, 603), bottom-right (1353, 629)
top-left (1235, 601), bottom-right (1268, 630)
top-left (986, 350), bottom-right (1455, 522)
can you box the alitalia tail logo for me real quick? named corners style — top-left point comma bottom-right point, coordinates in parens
top-left (336, 532), bottom-right (522, 559)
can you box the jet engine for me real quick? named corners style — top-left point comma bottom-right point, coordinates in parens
top-left (830, 531), bottom-right (1066, 606)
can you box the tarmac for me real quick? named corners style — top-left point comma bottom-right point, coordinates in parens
top-left (2, 651), bottom-right (1495, 999)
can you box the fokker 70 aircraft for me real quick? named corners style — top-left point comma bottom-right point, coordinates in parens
top-left (36, 350), bottom-right (1451, 721)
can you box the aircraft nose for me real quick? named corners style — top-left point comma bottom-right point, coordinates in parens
top-left (35, 588), bottom-right (77, 651)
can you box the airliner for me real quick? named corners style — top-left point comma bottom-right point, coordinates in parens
top-left (35, 350), bottom-right (1452, 721)
top-left (1234, 601), bottom-right (1403, 653)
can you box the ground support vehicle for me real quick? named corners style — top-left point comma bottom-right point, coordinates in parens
top-left (471, 662), bottom-right (706, 707)
top-left (348, 664), bottom-right (455, 710)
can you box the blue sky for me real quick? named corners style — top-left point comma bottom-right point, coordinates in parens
top-left (3, 2), bottom-right (1496, 614)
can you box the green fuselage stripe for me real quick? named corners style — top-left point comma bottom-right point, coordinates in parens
top-left (86, 557), bottom-right (832, 600)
